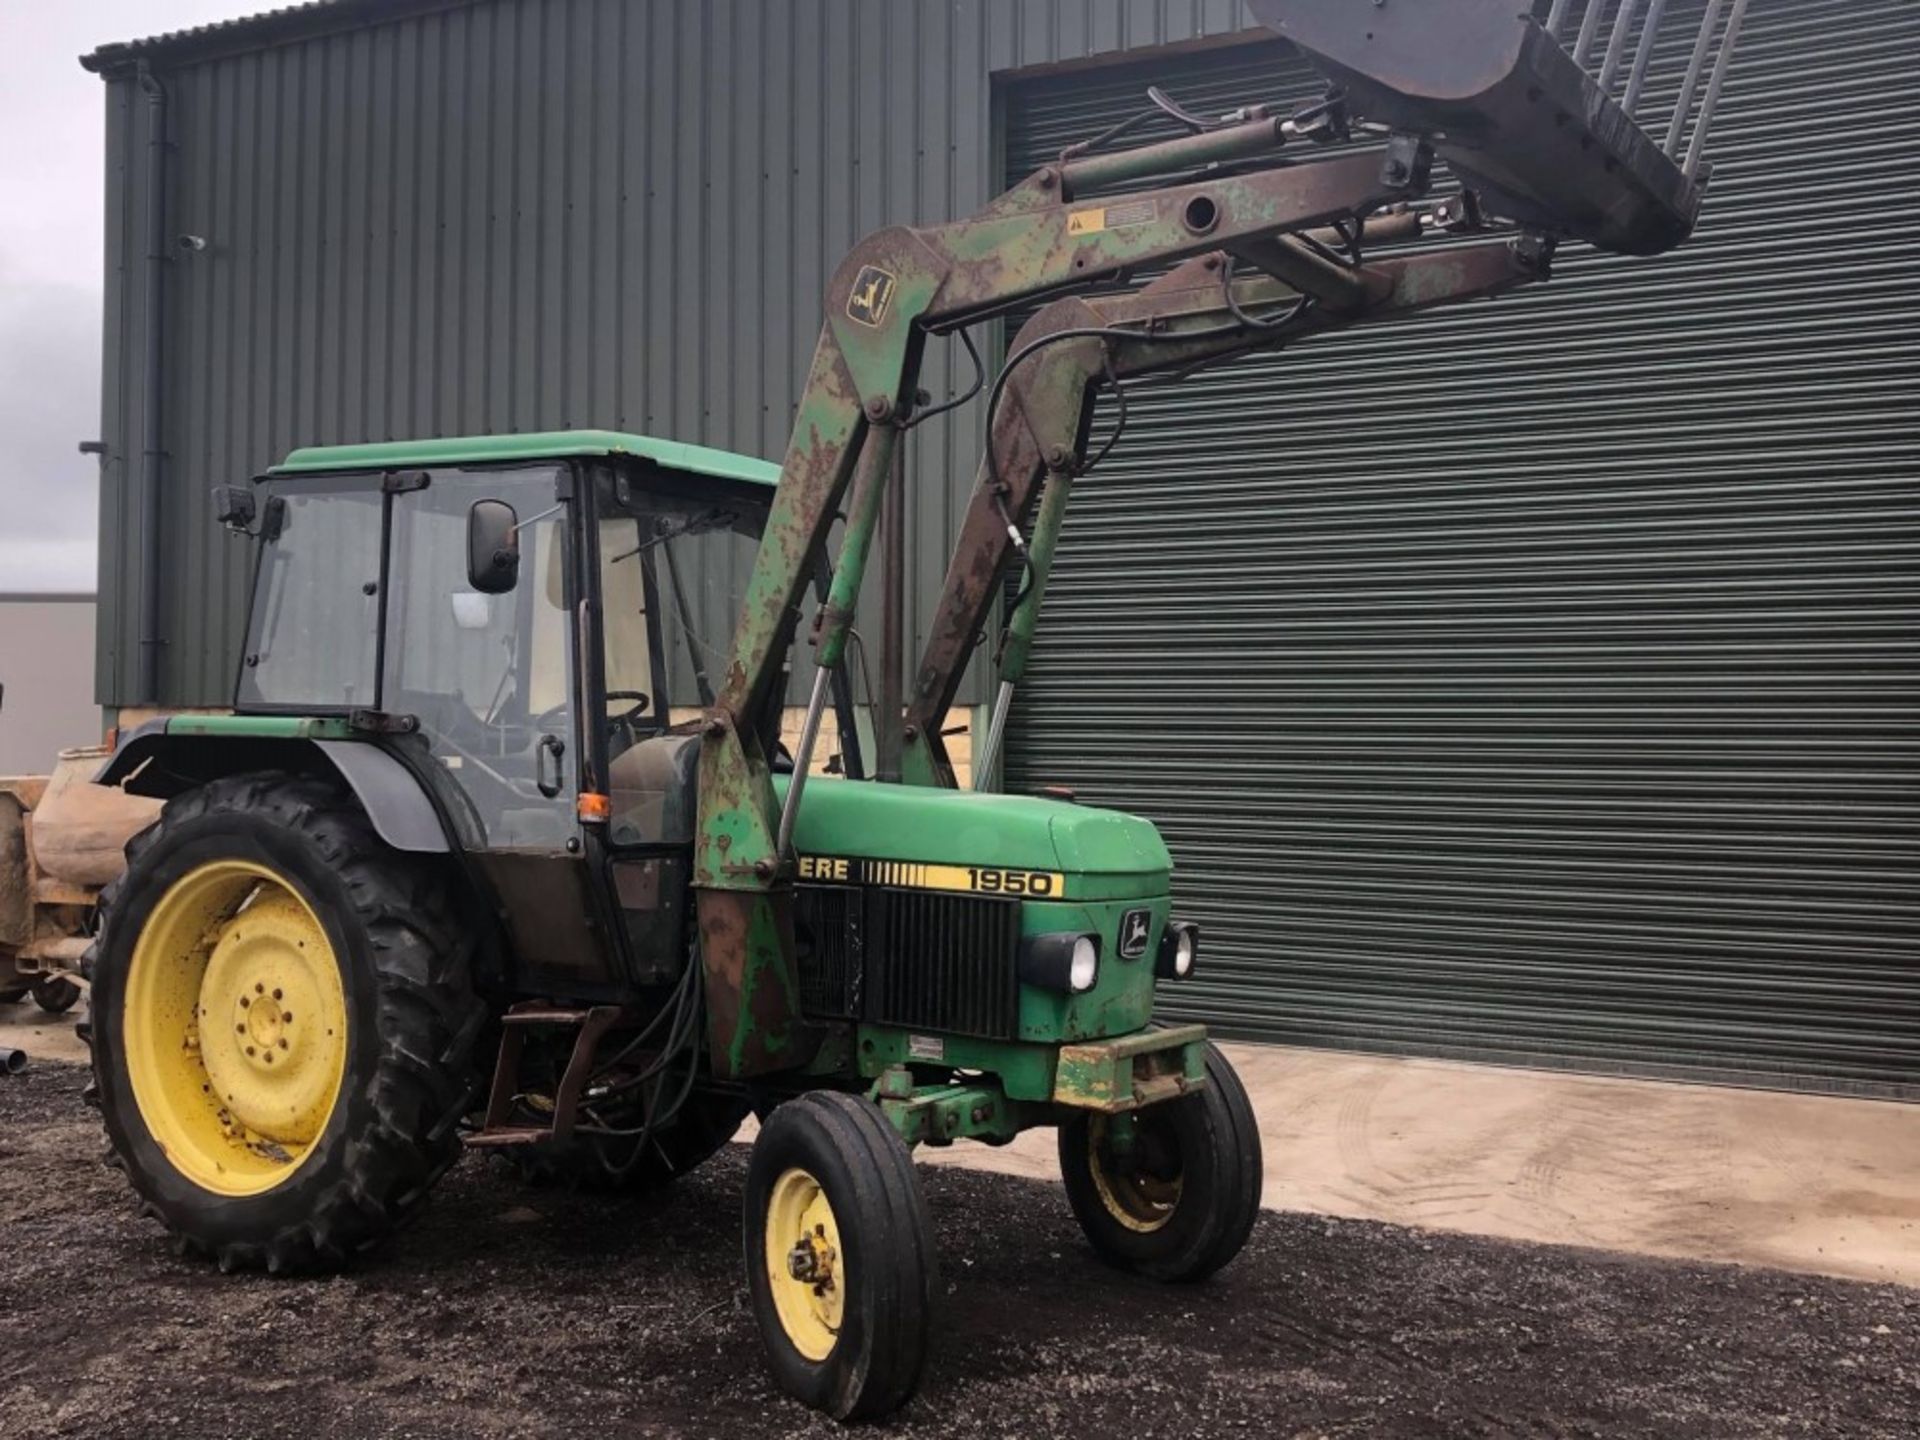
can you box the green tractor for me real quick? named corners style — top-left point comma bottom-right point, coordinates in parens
top-left (83, 1), bottom-right (1739, 1419)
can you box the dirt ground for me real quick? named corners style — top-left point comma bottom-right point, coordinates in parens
top-left (2, 1061), bottom-right (1916, 1440)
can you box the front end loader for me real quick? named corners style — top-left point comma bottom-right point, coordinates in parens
top-left (82, 0), bottom-right (1744, 1420)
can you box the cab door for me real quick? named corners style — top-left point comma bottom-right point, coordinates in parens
top-left (382, 465), bottom-right (616, 996)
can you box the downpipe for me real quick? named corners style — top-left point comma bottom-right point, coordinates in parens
top-left (135, 62), bottom-right (168, 705)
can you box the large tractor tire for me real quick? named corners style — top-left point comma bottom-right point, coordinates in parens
top-left (86, 771), bottom-right (486, 1273)
top-left (1057, 1040), bottom-right (1262, 1283)
top-left (745, 1092), bottom-right (935, 1421)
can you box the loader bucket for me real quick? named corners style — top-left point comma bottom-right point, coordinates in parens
top-left (1248, 0), bottom-right (1748, 256)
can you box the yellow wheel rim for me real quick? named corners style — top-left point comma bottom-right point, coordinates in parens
top-left (1087, 1115), bottom-right (1184, 1234)
top-left (122, 859), bottom-right (349, 1197)
top-left (763, 1166), bottom-right (845, 1361)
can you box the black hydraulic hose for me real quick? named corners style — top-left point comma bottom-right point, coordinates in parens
top-left (902, 325), bottom-right (985, 430)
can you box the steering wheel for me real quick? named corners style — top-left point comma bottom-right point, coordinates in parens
top-left (605, 690), bottom-right (652, 725)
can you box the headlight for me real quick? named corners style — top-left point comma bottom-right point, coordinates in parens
top-left (1020, 932), bottom-right (1101, 995)
top-left (1157, 921), bottom-right (1198, 980)
top-left (1068, 935), bottom-right (1099, 992)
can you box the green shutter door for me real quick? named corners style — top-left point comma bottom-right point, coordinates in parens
top-left (1001, 0), bottom-right (1920, 1095)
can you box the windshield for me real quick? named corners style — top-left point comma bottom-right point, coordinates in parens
top-left (596, 473), bottom-right (769, 731)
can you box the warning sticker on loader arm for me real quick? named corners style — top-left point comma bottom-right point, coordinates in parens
top-left (1066, 198), bottom-right (1157, 236)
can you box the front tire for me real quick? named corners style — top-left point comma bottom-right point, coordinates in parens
top-left (744, 1092), bottom-right (935, 1421)
top-left (1057, 1040), bottom-right (1262, 1282)
top-left (86, 771), bottom-right (485, 1273)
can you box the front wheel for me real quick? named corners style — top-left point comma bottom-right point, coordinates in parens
top-left (1057, 1040), bottom-right (1262, 1282)
top-left (744, 1092), bottom-right (935, 1421)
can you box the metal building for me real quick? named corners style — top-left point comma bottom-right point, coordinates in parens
top-left (85, 0), bottom-right (1919, 1095)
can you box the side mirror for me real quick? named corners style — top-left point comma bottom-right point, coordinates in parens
top-left (467, 499), bottom-right (520, 594)
top-left (212, 485), bottom-right (256, 532)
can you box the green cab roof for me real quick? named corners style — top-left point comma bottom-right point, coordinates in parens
top-left (267, 428), bottom-right (781, 486)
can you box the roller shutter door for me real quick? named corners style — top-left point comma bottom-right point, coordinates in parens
top-left (1001, 0), bottom-right (1920, 1095)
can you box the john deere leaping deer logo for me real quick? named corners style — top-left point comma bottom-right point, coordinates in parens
top-left (846, 265), bottom-right (898, 327)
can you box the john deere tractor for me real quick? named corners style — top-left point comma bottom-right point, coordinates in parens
top-left (84, 1), bottom-right (1742, 1419)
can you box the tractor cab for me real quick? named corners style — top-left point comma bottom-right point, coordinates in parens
top-left (229, 429), bottom-right (861, 998)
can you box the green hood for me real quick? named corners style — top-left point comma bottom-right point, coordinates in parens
top-left (777, 776), bottom-right (1170, 895)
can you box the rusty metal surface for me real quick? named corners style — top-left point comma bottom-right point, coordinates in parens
top-left (1053, 1022), bottom-right (1209, 1112)
top-left (694, 885), bottom-right (815, 1079)
top-left (474, 1002), bottom-right (632, 1147)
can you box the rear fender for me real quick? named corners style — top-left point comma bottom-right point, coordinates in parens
top-left (96, 721), bottom-right (454, 854)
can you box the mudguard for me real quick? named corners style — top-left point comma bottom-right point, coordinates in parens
top-left (97, 720), bottom-right (450, 854)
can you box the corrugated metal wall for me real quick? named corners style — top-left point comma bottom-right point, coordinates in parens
top-left (1004, 0), bottom-right (1920, 1094)
top-left (94, 0), bottom-right (1258, 709)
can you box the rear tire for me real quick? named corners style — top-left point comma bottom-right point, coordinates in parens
top-left (86, 771), bottom-right (485, 1273)
top-left (31, 976), bottom-right (81, 1015)
top-left (1057, 1040), bottom-right (1262, 1282)
top-left (744, 1092), bottom-right (935, 1421)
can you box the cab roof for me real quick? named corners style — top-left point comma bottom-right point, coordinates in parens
top-left (266, 429), bottom-right (781, 486)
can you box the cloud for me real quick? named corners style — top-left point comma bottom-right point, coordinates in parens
top-left (1, 540), bottom-right (95, 594)
top-left (0, 0), bottom-right (250, 596)
top-left (0, 277), bottom-right (102, 592)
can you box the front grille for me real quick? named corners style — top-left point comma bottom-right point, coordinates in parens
top-left (793, 884), bottom-right (862, 1019)
top-left (795, 883), bottom-right (1022, 1041)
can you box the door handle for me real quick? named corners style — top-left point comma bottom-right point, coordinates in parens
top-left (536, 734), bottom-right (565, 799)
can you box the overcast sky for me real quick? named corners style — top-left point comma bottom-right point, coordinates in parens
top-left (0, 0), bottom-right (250, 593)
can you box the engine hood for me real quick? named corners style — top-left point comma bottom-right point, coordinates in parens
top-left (776, 776), bottom-right (1171, 897)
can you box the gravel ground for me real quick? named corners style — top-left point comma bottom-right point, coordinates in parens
top-left (2, 1060), bottom-right (1915, 1439)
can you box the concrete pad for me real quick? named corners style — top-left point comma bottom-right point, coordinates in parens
top-left (906, 1043), bottom-right (1920, 1288)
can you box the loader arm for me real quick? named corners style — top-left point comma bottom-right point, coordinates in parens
top-left (696, 0), bottom-right (1743, 1077)
top-left (693, 130), bottom-right (1433, 1075)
